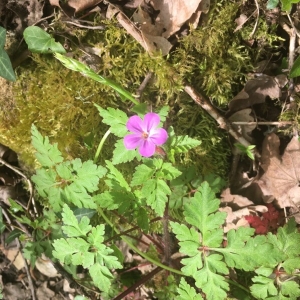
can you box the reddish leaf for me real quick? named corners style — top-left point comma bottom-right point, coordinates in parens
top-left (245, 203), bottom-right (281, 234)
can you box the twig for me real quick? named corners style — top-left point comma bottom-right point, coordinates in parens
top-left (114, 7), bottom-right (149, 52)
top-left (183, 85), bottom-right (261, 158)
top-left (249, 0), bottom-right (260, 38)
top-left (61, 20), bottom-right (106, 30)
top-left (1, 209), bottom-right (36, 300)
top-left (136, 72), bottom-right (153, 99)
top-left (231, 121), bottom-right (295, 125)
top-left (0, 158), bottom-right (37, 216)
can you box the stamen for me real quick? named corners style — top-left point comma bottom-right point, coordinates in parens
top-left (142, 132), bottom-right (149, 139)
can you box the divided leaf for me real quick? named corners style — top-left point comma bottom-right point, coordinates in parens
top-left (95, 105), bottom-right (128, 137)
top-left (220, 229), bottom-right (281, 271)
top-left (53, 205), bottom-right (122, 293)
top-left (184, 181), bottom-right (226, 243)
top-left (167, 126), bottom-right (201, 162)
top-left (61, 205), bottom-right (92, 237)
top-left (112, 139), bottom-right (139, 164)
top-left (176, 278), bottom-right (203, 300)
top-left (105, 160), bottom-right (131, 191)
top-left (31, 124), bottom-right (64, 167)
top-left (32, 134), bottom-right (106, 211)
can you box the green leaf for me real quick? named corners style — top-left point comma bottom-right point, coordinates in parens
top-left (131, 103), bottom-right (148, 115)
top-left (131, 163), bottom-right (156, 186)
top-left (160, 162), bottom-right (182, 180)
top-left (281, 0), bottom-right (300, 11)
top-left (87, 224), bottom-right (105, 247)
top-left (250, 280), bottom-right (278, 299)
top-left (23, 26), bottom-right (66, 53)
top-left (166, 126), bottom-right (201, 162)
top-left (219, 231), bottom-right (281, 271)
top-left (290, 55), bottom-right (300, 77)
top-left (281, 280), bottom-right (300, 298)
top-left (0, 208), bottom-right (6, 233)
top-left (105, 160), bottom-right (131, 191)
top-left (89, 263), bottom-right (114, 292)
top-left (142, 178), bottom-right (171, 216)
top-left (170, 222), bottom-right (200, 257)
top-left (55, 53), bottom-right (137, 103)
top-left (72, 208), bottom-right (96, 222)
top-left (94, 105), bottom-right (128, 137)
top-left (61, 205), bottom-right (92, 237)
top-left (0, 27), bottom-right (16, 81)
top-left (94, 191), bottom-right (132, 210)
top-left (282, 257), bottom-right (300, 274)
top-left (136, 207), bottom-right (149, 232)
top-left (112, 139), bottom-right (139, 164)
top-left (268, 218), bottom-right (300, 258)
top-left (5, 229), bottom-right (22, 244)
top-left (31, 124), bottom-right (64, 167)
top-left (52, 237), bottom-right (90, 264)
top-left (176, 278), bottom-right (203, 300)
top-left (157, 106), bottom-right (170, 123)
top-left (267, 0), bottom-right (279, 9)
top-left (183, 181), bottom-right (226, 243)
top-left (194, 268), bottom-right (229, 300)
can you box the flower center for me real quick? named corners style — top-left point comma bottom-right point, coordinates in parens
top-left (141, 131), bottom-right (149, 140)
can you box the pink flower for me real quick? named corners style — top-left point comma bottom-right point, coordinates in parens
top-left (124, 113), bottom-right (168, 157)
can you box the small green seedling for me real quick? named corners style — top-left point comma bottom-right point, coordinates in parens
top-left (234, 143), bottom-right (255, 160)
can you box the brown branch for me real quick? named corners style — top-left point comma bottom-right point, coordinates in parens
top-left (183, 85), bottom-right (261, 158)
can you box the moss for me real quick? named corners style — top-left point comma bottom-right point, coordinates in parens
top-left (1, 2), bottom-right (270, 176)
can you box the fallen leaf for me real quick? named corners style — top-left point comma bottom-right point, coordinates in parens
top-left (228, 75), bottom-right (282, 112)
top-left (221, 187), bottom-right (254, 208)
top-left (234, 14), bottom-right (248, 32)
top-left (257, 133), bottom-right (300, 208)
top-left (228, 108), bottom-right (256, 143)
top-left (151, 0), bottom-right (205, 38)
top-left (219, 206), bottom-right (250, 233)
top-left (50, 0), bottom-right (101, 14)
top-left (133, 0), bottom-right (208, 55)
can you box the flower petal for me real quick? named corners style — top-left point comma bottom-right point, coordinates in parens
top-left (149, 128), bottom-right (168, 145)
top-left (139, 139), bottom-right (156, 157)
top-left (143, 113), bottom-right (160, 132)
top-left (124, 134), bottom-right (142, 150)
top-left (126, 116), bottom-right (143, 134)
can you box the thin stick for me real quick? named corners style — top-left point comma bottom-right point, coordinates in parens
top-left (136, 72), bottom-right (153, 99)
top-left (183, 85), bottom-right (261, 158)
top-left (0, 158), bottom-right (37, 216)
top-left (1, 208), bottom-right (36, 300)
top-left (231, 121), bottom-right (295, 125)
top-left (249, 0), bottom-right (260, 38)
top-left (61, 20), bottom-right (106, 30)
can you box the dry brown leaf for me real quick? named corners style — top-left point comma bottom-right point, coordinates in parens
top-left (228, 109), bottom-right (256, 143)
top-left (257, 133), bottom-right (300, 208)
top-left (228, 75), bottom-right (282, 112)
top-left (234, 14), bottom-right (248, 32)
top-left (151, 0), bottom-right (204, 37)
top-left (50, 0), bottom-right (101, 13)
top-left (221, 187), bottom-right (254, 207)
top-left (133, 0), bottom-right (207, 55)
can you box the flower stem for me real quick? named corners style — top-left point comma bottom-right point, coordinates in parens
top-left (94, 129), bottom-right (111, 163)
top-left (97, 207), bottom-right (184, 276)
